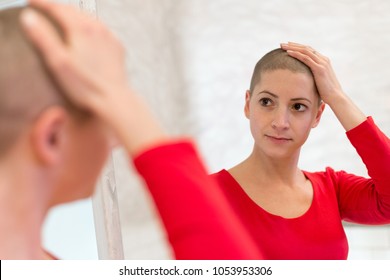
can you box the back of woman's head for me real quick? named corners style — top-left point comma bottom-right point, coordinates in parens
top-left (0, 7), bottom-right (85, 156)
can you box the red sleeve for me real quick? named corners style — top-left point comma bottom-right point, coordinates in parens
top-left (336, 117), bottom-right (390, 224)
top-left (132, 140), bottom-right (263, 259)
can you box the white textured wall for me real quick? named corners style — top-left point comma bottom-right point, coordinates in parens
top-left (97, 0), bottom-right (390, 259)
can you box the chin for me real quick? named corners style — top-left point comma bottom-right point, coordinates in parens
top-left (68, 185), bottom-right (96, 203)
top-left (78, 184), bottom-right (96, 200)
top-left (262, 147), bottom-right (297, 160)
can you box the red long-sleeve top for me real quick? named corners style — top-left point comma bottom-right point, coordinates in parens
top-left (211, 117), bottom-right (390, 259)
top-left (133, 140), bottom-right (263, 259)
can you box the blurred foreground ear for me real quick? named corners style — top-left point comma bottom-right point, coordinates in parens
top-left (30, 106), bottom-right (68, 165)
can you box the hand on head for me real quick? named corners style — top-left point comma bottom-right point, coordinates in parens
top-left (280, 42), bottom-right (344, 105)
top-left (280, 42), bottom-right (366, 131)
top-left (21, 0), bottom-right (167, 155)
top-left (21, 0), bottom-right (129, 122)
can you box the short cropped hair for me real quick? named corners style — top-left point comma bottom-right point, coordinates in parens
top-left (249, 48), bottom-right (318, 96)
top-left (0, 7), bottom-right (86, 156)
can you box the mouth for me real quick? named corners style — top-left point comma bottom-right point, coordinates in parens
top-left (265, 135), bottom-right (293, 142)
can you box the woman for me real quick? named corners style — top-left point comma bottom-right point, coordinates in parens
top-left (211, 43), bottom-right (390, 259)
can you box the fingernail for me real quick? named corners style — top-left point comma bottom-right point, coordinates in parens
top-left (280, 43), bottom-right (288, 48)
top-left (20, 9), bottom-right (38, 28)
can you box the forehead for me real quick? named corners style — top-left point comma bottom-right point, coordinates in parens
top-left (254, 69), bottom-right (317, 99)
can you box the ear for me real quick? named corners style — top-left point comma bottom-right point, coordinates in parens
top-left (312, 102), bottom-right (326, 128)
top-left (30, 106), bottom-right (69, 165)
top-left (244, 90), bottom-right (251, 119)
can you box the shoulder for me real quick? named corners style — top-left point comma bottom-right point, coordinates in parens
top-left (304, 167), bottom-right (366, 194)
top-left (210, 169), bottom-right (231, 184)
top-left (304, 166), bottom-right (338, 180)
top-left (304, 167), bottom-right (350, 188)
top-left (209, 169), bottom-right (244, 195)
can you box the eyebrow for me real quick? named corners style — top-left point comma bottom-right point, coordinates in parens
top-left (257, 90), bottom-right (312, 104)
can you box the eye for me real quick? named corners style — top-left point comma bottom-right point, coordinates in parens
top-left (259, 97), bottom-right (274, 107)
top-left (292, 103), bottom-right (307, 112)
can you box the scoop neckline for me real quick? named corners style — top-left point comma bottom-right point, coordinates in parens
top-left (220, 169), bottom-right (316, 221)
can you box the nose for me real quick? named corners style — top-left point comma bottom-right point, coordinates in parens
top-left (271, 107), bottom-right (290, 130)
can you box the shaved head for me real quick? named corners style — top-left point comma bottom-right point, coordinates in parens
top-left (0, 7), bottom-right (85, 156)
top-left (249, 48), bottom-right (318, 95)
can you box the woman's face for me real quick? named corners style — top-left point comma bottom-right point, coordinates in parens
top-left (245, 69), bottom-right (325, 159)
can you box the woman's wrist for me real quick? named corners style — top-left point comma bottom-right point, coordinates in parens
top-left (326, 92), bottom-right (367, 131)
top-left (100, 90), bottom-right (168, 156)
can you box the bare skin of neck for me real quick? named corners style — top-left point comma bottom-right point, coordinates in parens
top-left (0, 160), bottom-right (52, 259)
top-left (228, 146), bottom-right (313, 219)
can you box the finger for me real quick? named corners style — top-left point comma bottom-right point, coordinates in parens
top-left (285, 50), bottom-right (321, 70)
top-left (281, 42), bottom-right (316, 54)
top-left (27, 0), bottom-right (47, 4)
top-left (281, 43), bottom-right (324, 64)
top-left (280, 42), bottom-right (309, 51)
top-left (286, 42), bottom-right (318, 54)
top-left (28, 0), bottom-right (87, 35)
top-left (20, 8), bottom-right (68, 71)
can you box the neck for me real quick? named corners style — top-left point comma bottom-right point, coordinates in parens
top-left (0, 160), bottom-right (50, 259)
top-left (231, 145), bottom-right (303, 187)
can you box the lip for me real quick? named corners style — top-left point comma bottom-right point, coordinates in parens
top-left (265, 135), bottom-right (293, 143)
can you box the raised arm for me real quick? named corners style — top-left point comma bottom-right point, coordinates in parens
top-left (281, 42), bottom-right (390, 223)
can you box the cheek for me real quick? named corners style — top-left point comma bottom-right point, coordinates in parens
top-left (292, 113), bottom-right (316, 140)
top-left (248, 110), bottom-right (269, 139)
top-left (84, 134), bottom-right (110, 177)
top-left (72, 130), bottom-right (111, 196)
top-left (56, 122), bottom-right (112, 202)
